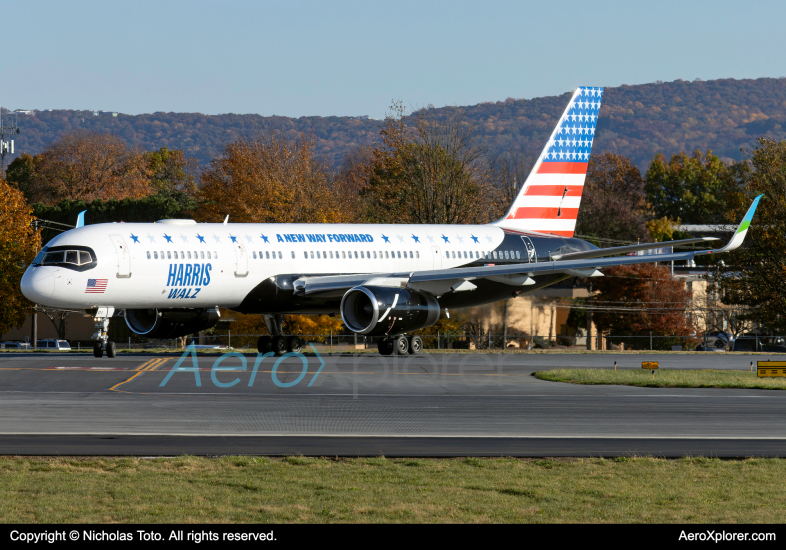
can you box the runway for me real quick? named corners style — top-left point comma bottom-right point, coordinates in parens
top-left (0, 350), bottom-right (784, 457)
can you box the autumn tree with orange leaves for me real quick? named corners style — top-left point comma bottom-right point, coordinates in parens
top-left (0, 178), bottom-right (41, 333)
top-left (196, 130), bottom-right (353, 224)
top-left (589, 263), bottom-right (695, 350)
top-left (28, 130), bottom-right (151, 205)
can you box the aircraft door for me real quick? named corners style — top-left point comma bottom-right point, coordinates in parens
top-left (521, 237), bottom-right (536, 262)
top-left (431, 246), bottom-right (442, 269)
top-left (109, 234), bottom-right (131, 278)
top-left (233, 237), bottom-right (248, 277)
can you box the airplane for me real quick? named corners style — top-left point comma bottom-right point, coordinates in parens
top-left (20, 87), bottom-right (763, 358)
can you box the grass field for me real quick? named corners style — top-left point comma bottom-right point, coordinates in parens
top-left (533, 368), bottom-right (786, 390)
top-left (1, 456), bottom-right (785, 523)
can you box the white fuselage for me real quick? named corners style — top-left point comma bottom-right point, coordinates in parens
top-left (22, 221), bottom-right (508, 311)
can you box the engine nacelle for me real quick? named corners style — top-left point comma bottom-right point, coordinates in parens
top-left (125, 308), bottom-right (220, 339)
top-left (341, 286), bottom-right (440, 336)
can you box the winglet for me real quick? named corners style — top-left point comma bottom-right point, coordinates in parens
top-left (75, 210), bottom-right (86, 228)
top-left (696, 194), bottom-right (763, 255)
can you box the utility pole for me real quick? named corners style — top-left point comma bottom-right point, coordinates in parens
top-left (586, 282), bottom-right (593, 351)
top-left (502, 300), bottom-right (508, 350)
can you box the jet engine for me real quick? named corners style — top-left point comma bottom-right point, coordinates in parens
top-left (340, 286), bottom-right (440, 336)
top-left (125, 308), bottom-right (220, 339)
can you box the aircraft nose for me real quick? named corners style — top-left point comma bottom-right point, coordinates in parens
top-left (21, 267), bottom-right (55, 303)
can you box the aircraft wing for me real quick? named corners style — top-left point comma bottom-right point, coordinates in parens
top-left (294, 195), bottom-right (762, 298)
top-left (549, 237), bottom-right (719, 261)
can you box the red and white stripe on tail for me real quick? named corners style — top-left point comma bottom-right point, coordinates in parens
top-left (495, 86), bottom-right (603, 237)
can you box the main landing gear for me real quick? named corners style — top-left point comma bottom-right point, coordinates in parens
top-left (91, 307), bottom-right (116, 358)
top-left (257, 314), bottom-right (302, 356)
top-left (378, 335), bottom-right (423, 356)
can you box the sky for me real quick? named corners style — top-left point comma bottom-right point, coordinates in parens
top-left (5, 0), bottom-right (786, 119)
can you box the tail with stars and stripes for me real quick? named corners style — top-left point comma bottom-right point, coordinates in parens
top-left (493, 86), bottom-right (603, 237)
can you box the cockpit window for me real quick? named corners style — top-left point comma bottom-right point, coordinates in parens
top-left (33, 247), bottom-right (49, 264)
top-left (42, 250), bottom-right (93, 266)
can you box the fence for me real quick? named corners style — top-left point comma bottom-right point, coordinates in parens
top-left (4, 332), bottom-right (783, 353)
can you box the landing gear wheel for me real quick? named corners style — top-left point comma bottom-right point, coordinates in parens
top-left (395, 336), bottom-right (409, 355)
top-left (257, 336), bottom-right (271, 354)
top-left (408, 336), bottom-right (423, 355)
top-left (378, 338), bottom-right (394, 356)
top-left (287, 336), bottom-right (302, 353)
top-left (93, 343), bottom-right (103, 358)
top-left (272, 335), bottom-right (288, 356)
top-left (106, 341), bottom-right (116, 358)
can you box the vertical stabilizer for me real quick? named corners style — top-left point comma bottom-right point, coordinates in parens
top-left (494, 86), bottom-right (603, 236)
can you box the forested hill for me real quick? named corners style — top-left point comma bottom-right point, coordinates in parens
top-left (7, 77), bottom-right (786, 170)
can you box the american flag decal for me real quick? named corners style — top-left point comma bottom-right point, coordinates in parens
top-left (85, 279), bottom-right (108, 293)
top-left (501, 86), bottom-right (603, 237)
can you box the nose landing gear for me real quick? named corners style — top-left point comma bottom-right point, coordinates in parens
top-left (90, 307), bottom-right (117, 358)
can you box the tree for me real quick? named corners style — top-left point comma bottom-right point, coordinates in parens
top-left (361, 103), bottom-right (497, 224)
top-left (716, 138), bottom-right (786, 332)
top-left (645, 150), bottom-right (735, 224)
top-left (575, 152), bottom-right (649, 242)
top-left (5, 153), bottom-right (38, 202)
top-left (0, 178), bottom-right (41, 334)
top-left (28, 130), bottom-right (151, 205)
top-left (590, 263), bottom-right (695, 350)
top-left (145, 147), bottom-right (197, 200)
top-left (197, 130), bottom-right (351, 224)
top-left (489, 151), bottom-right (535, 220)
top-left (32, 194), bottom-right (198, 245)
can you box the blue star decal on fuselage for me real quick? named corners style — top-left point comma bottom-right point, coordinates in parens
top-left (441, 235), bottom-right (450, 243)
top-left (163, 234), bottom-right (173, 243)
top-left (261, 234), bottom-right (269, 243)
top-left (411, 234), bottom-right (420, 243)
top-left (382, 234), bottom-right (390, 243)
top-left (196, 234), bottom-right (206, 243)
top-left (470, 235), bottom-right (479, 244)
top-left (129, 234), bottom-right (139, 244)
top-left (229, 235), bottom-right (237, 243)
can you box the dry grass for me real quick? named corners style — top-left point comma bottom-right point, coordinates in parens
top-left (1, 456), bottom-right (786, 523)
top-left (534, 368), bottom-right (786, 390)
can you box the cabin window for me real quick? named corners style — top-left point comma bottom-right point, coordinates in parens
top-left (516, 250), bottom-right (521, 259)
top-left (329, 251), bottom-right (333, 259)
top-left (160, 251), bottom-right (164, 259)
top-left (409, 251), bottom-right (413, 259)
top-left (207, 252), bottom-right (211, 259)
top-left (354, 251), bottom-right (358, 259)
top-left (146, 251), bottom-right (151, 259)
top-left (291, 251), bottom-right (295, 259)
top-left (154, 251), bottom-right (159, 259)
top-left (492, 251), bottom-right (497, 259)
top-left (186, 251), bottom-right (191, 259)
top-left (359, 251), bottom-right (363, 259)
top-left (416, 251), bottom-right (420, 259)
top-left (304, 252), bottom-right (308, 259)
top-left (317, 251), bottom-right (321, 259)
top-left (445, 251), bottom-right (449, 258)
top-left (373, 251), bottom-right (376, 259)
top-left (253, 251), bottom-right (257, 259)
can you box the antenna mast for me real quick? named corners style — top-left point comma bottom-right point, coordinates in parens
top-left (0, 107), bottom-right (20, 177)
